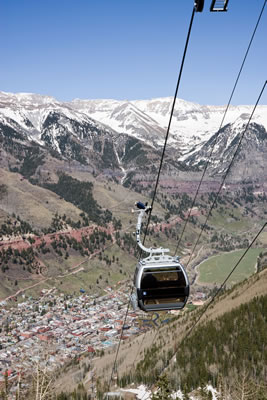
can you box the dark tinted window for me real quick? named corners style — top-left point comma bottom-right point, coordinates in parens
top-left (141, 267), bottom-right (186, 290)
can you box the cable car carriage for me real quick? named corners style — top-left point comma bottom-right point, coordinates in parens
top-left (131, 202), bottom-right (190, 312)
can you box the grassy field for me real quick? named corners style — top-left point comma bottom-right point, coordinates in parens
top-left (0, 169), bottom-right (82, 229)
top-left (197, 248), bottom-right (265, 285)
top-left (209, 207), bottom-right (250, 233)
top-left (260, 231), bottom-right (267, 245)
top-left (93, 179), bottom-right (168, 228)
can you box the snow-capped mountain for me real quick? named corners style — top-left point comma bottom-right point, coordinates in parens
top-left (185, 117), bottom-right (267, 181)
top-left (0, 91), bottom-right (104, 143)
top-left (0, 90), bottom-right (267, 185)
top-left (1, 90), bottom-right (267, 155)
top-left (70, 96), bottom-right (267, 153)
top-left (0, 91), bottom-right (172, 188)
top-left (70, 98), bottom-right (167, 148)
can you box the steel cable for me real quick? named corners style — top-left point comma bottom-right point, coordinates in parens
top-left (139, 221), bottom-right (266, 399)
top-left (138, 77), bottom-right (266, 398)
top-left (106, 5), bottom-right (197, 395)
top-left (175, 0), bottom-right (267, 255)
top-left (184, 80), bottom-right (266, 270)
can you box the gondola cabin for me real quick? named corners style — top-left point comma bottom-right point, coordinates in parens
top-left (132, 201), bottom-right (190, 312)
top-left (134, 254), bottom-right (189, 312)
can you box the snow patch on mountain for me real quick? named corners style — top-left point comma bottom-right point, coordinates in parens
top-left (134, 98), bottom-right (267, 150)
top-left (70, 98), bottom-right (167, 146)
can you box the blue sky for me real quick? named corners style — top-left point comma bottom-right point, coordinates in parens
top-left (0, 0), bottom-right (266, 105)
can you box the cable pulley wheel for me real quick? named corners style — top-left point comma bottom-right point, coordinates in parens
top-left (194, 0), bottom-right (204, 12)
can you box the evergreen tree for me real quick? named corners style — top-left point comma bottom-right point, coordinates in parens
top-left (151, 374), bottom-right (172, 400)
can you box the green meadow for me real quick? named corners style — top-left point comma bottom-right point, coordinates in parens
top-left (197, 248), bottom-right (265, 285)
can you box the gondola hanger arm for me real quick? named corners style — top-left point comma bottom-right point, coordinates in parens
top-left (134, 203), bottom-right (170, 256)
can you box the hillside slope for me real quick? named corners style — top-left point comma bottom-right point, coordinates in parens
top-left (80, 268), bottom-right (267, 398)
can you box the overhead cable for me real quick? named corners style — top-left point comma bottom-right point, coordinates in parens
top-left (175, 0), bottom-right (267, 254)
top-left (185, 221), bottom-right (267, 337)
top-left (143, 6), bottom-right (196, 245)
top-left (184, 80), bottom-right (266, 269)
top-left (139, 78), bottom-right (266, 399)
top-left (107, 5), bottom-right (198, 393)
top-left (146, 221), bottom-right (267, 395)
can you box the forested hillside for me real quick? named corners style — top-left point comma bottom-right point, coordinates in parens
top-left (107, 269), bottom-right (267, 400)
top-left (43, 173), bottom-right (112, 226)
top-left (120, 294), bottom-right (267, 392)
top-left (175, 294), bottom-right (267, 392)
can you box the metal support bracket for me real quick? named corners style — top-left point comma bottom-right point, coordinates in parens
top-left (135, 206), bottom-right (170, 256)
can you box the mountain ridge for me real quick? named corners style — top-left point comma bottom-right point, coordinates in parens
top-left (1, 90), bottom-right (267, 189)
top-left (1, 90), bottom-right (267, 154)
